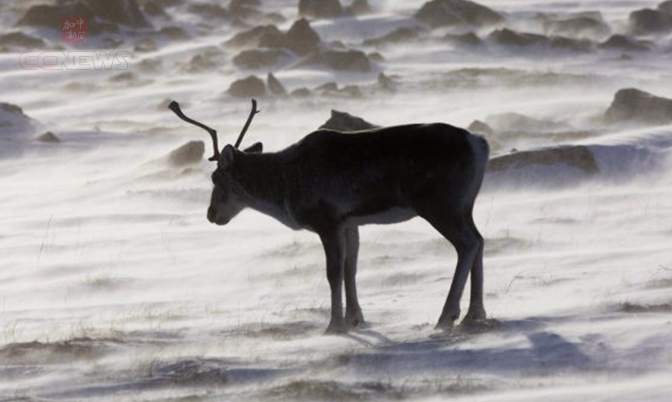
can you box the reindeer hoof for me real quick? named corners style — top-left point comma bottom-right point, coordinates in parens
top-left (345, 310), bottom-right (364, 329)
top-left (434, 319), bottom-right (456, 331)
top-left (462, 308), bottom-right (487, 323)
top-left (325, 319), bottom-right (347, 335)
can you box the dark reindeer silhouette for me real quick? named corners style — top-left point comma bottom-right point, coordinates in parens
top-left (169, 100), bottom-right (489, 333)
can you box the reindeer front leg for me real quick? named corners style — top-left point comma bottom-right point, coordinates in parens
top-left (319, 228), bottom-right (347, 334)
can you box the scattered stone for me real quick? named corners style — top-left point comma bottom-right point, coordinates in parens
top-left (598, 35), bottom-right (650, 52)
top-left (377, 72), bottom-right (397, 91)
top-left (299, 0), bottom-right (343, 19)
top-left (363, 27), bottom-right (420, 47)
top-left (348, 0), bottom-right (372, 15)
top-left (291, 88), bottom-right (312, 97)
top-left (168, 141), bottom-right (205, 166)
top-left (485, 112), bottom-right (571, 133)
top-left (109, 72), bottom-right (134, 82)
top-left (315, 82), bottom-right (339, 93)
top-left (303, 50), bottom-right (371, 72)
top-left (488, 145), bottom-right (599, 174)
top-left (367, 52), bottom-right (385, 62)
top-left (143, 0), bottom-right (169, 18)
top-left (36, 132), bottom-right (61, 143)
top-left (267, 73), bottom-right (287, 95)
top-left (467, 120), bottom-right (494, 136)
top-left (226, 25), bottom-right (284, 48)
top-left (659, 0), bottom-right (672, 15)
top-left (233, 49), bottom-right (287, 69)
top-left (488, 29), bottom-right (547, 47)
top-left (0, 32), bottom-right (46, 49)
top-left (227, 75), bottom-right (266, 98)
top-left (629, 8), bottom-right (672, 35)
top-left (229, 0), bottom-right (261, 20)
top-left (134, 37), bottom-right (157, 52)
top-left (186, 53), bottom-right (219, 73)
top-left (542, 12), bottom-right (610, 40)
top-left (17, 0), bottom-right (150, 33)
top-left (188, 3), bottom-right (228, 19)
top-left (161, 26), bottom-right (190, 40)
top-left (604, 88), bottom-right (672, 125)
top-left (445, 32), bottom-right (483, 47)
top-left (320, 110), bottom-right (378, 132)
top-left (0, 102), bottom-right (34, 137)
top-left (285, 19), bottom-right (321, 56)
top-left (415, 0), bottom-right (504, 29)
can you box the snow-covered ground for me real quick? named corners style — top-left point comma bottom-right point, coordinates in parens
top-left (1, 0), bottom-right (672, 401)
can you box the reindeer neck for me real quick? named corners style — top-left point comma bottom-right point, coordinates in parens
top-left (234, 152), bottom-right (288, 210)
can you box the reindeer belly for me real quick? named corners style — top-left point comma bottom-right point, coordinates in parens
top-left (345, 206), bottom-right (416, 226)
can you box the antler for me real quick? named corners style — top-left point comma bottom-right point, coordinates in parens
top-left (168, 101), bottom-right (221, 161)
top-left (233, 99), bottom-right (261, 150)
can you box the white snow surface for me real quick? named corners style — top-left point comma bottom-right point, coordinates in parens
top-left (1, 0), bottom-right (672, 401)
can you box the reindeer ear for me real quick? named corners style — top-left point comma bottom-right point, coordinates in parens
top-left (243, 142), bottom-right (263, 153)
top-left (219, 144), bottom-right (236, 168)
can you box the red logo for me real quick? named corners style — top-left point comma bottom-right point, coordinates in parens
top-left (62, 17), bottom-right (88, 44)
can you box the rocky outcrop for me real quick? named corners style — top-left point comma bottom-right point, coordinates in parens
top-left (598, 35), bottom-right (650, 52)
top-left (17, 0), bottom-right (150, 33)
top-left (36, 132), bottom-right (61, 143)
top-left (604, 88), bottom-right (672, 125)
top-left (415, 0), bottom-right (503, 29)
top-left (299, 0), bottom-right (343, 19)
top-left (0, 32), bottom-right (46, 50)
top-left (227, 76), bottom-right (266, 98)
top-left (629, 8), bottom-right (672, 35)
top-left (233, 49), bottom-right (288, 69)
top-left (285, 19), bottom-right (321, 56)
top-left (319, 110), bottom-right (378, 132)
top-left (167, 141), bottom-right (205, 167)
top-left (363, 27), bottom-right (420, 47)
top-left (0, 102), bottom-right (34, 137)
top-left (267, 73), bottom-right (287, 95)
top-left (302, 50), bottom-right (372, 72)
top-left (226, 25), bottom-right (285, 48)
top-left (541, 12), bottom-right (610, 40)
top-left (488, 146), bottom-right (599, 174)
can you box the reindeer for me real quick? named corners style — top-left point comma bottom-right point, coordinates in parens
top-left (169, 100), bottom-right (489, 333)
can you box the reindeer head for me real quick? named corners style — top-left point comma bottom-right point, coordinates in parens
top-left (168, 100), bottom-right (261, 225)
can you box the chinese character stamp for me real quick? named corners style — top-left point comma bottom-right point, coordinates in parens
top-left (62, 17), bottom-right (88, 44)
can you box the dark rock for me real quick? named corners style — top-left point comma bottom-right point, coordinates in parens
top-left (315, 82), bottom-right (339, 93)
top-left (18, 0), bottom-right (150, 33)
top-left (299, 0), bottom-right (343, 19)
top-left (488, 29), bottom-right (547, 47)
top-left (134, 37), bottom-right (157, 52)
top-left (629, 8), bottom-right (672, 35)
top-left (445, 32), bottom-right (483, 47)
top-left (189, 3), bottom-right (228, 19)
top-left (348, 0), bottom-right (372, 15)
top-left (109, 72), bottom-right (134, 82)
top-left (467, 120), bottom-right (494, 136)
top-left (548, 36), bottom-right (593, 52)
top-left (0, 32), bottom-right (46, 49)
top-left (161, 26), bottom-right (190, 40)
top-left (229, 0), bottom-right (261, 20)
top-left (320, 110), bottom-right (378, 132)
top-left (367, 52), bottom-right (385, 62)
top-left (291, 88), bottom-right (312, 97)
top-left (303, 50), bottom-right (371, 72)
top-left (233, 49), bottom-right (287, 69)
top-left (186, 53), bottom-right (219, 73)
top-left (415, 0), bottom-right (503, 29)
top-left (488, 145), bottom-right (599, 174)
top-left (226, 25), bottom-right (284, 48)
top-left (485, 112), bottom-right (571, 133)
top-left (267, 73), bottom-right (287, 95)
top-left (0, 102), bottom-right (34, 136)
top-left (286, 19), bottom-right (321, 56)
top-left (377, 72), bottom-right (397, 91)
top-left (144, 1), bottom-right (168, 18)
top-left (36, 132), bottom-right (61, 143)
top-left (659, 0), bottom-right (672, 15)
top-left (542, 12), bottom-right (610, 40)
top-left (168, 141), bottom-right (205, 166)
top-left (363, 27), bottom-right (419, 47)
top-left (227, 75), bottom-right (266, 98)
top-left (599, 35), bottom-right (650, 52)
top-left (604, 88), bottom-right (672, 125)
